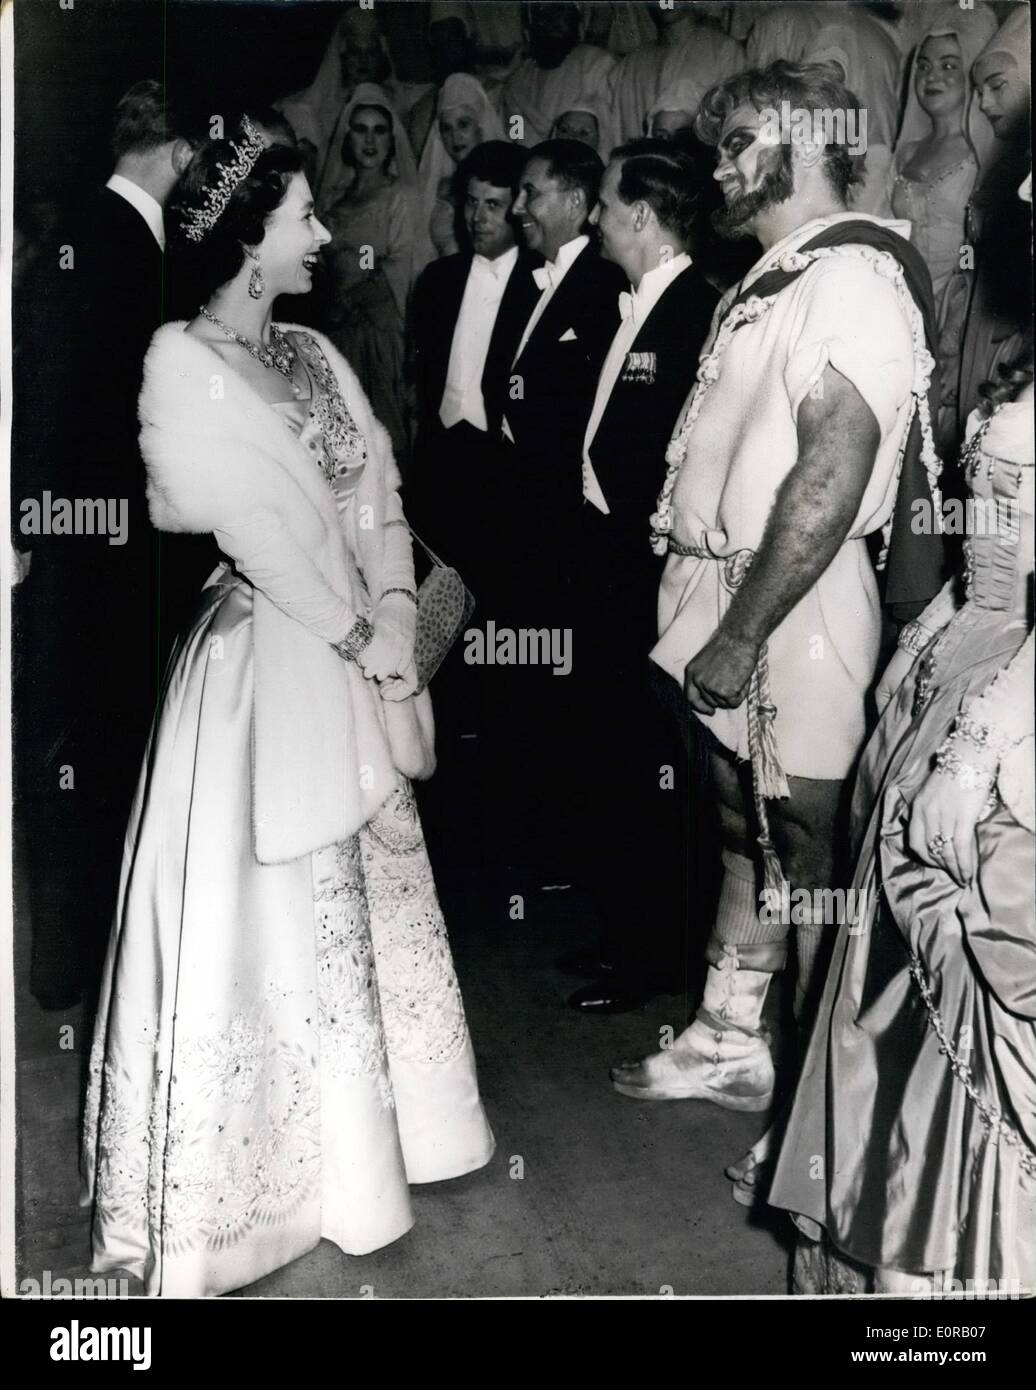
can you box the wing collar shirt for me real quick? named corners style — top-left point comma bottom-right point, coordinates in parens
top-left (502, 233), bottom-right (589, 442)
top-left (439, 245), bottom-right (520, 431)
top-left (581, 251), bottom-right (691, 513)
top-left (105, 174), bottom-right (165, 250)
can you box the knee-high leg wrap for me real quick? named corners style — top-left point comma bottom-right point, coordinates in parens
top-left (610, 946), bottom-right (775, 1108)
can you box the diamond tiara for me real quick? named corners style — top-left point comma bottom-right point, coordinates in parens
top-left (181, 115), bottom-right (268, 244)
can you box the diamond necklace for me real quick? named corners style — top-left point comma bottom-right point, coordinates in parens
top-left (199, 306), bottom-right (302, 397)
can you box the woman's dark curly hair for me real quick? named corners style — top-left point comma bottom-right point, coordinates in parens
top-left (977, 332), bottom-right (1034, 416)
top-left (169, 136), bottom-right (304, 301)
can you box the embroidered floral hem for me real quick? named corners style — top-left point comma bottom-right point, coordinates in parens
top-left (81, 573), bottom-right (493, 1296)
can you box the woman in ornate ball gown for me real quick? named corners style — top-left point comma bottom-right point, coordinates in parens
top-left (81, 120), bottom-right (494, 1298)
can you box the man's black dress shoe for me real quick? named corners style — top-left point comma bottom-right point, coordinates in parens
top-left (567, 973), bottom-right (686, 1014)
top-left (567, 978), bottom-right (658, 1014)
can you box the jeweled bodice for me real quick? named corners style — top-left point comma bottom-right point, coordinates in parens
top-left (890, 152), bottom-right (977, 304)
top-left (273, 332), bottom-right (367, 506)
top-left (958, 401), bottom-right (1034, 616)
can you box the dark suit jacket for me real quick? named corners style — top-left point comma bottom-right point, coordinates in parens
top-left (18, 188), bottom-right (162, 497)
top-left (504, 242), bottom-right (627, 530)
top-left (16, 186), bottom-right (215, 808)
top-left (411, 246), bottom-right (542, 444)
top-left (587, 261), bottom-right (718, 547)
top-left (579, 262), bottom-right (717, 659)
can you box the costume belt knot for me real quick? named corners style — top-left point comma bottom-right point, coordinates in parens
top-left (665, 538), bottom-right (790, 892)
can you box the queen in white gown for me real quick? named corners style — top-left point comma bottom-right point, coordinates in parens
top-left (80, 127), bottom-right (494, 1298)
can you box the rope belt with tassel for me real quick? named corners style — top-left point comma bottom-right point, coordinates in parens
top-left (668, 538), bottom-right (790, 897)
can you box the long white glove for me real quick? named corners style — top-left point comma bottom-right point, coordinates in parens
top-left (360, 590), bottom-right (417, 684)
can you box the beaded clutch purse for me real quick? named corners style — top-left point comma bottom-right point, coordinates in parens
top-left (410, 530), bottom-right (475, 693)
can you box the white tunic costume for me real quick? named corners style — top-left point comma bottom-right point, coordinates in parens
top-left (651, 213), bottom-right (921, 781)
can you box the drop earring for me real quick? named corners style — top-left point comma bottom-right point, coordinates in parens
top-left (247, 254), bottom-right (265, 300)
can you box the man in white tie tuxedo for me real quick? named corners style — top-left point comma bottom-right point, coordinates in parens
top-left (411, 142), bottom-right (540, 590)
top-left (502, 139), bottom-right (626, 580)
top-left (562, 139), bottom-right (718, 1013)
top-left (410, 141), bottom-right (541, 750)
top-left (15, 81), bottom-right (209, 1009)
top-left (491, 138), bottom-right (626, 887)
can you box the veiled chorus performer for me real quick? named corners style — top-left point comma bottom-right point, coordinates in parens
top-left (416, 71), bottom-right (506, 268)
top-left (275, 4), bottom-right (397, 196)
top-left (499, 1), bottom-right (615, 147)
top-left (806, 0), bottom-right (903, 216)
top-left (957, 5), bottom-right (1033, 432)
top-left (888, 1), bottom-right (998, 451)
top-left (320, 84), bottom-right (420, 466)
top-left (607, 2), bottom-right (743, 147)
top-left (81, 122), bottom-right (493, 1297)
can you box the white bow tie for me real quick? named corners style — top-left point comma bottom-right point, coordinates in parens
top-left (618, 290), bottom-right (635, 322)
top-left (532, 263), bottom-right (558, 292)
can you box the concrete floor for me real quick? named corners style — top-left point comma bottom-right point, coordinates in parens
top-left (14, 752), bottom-right (792, 1299)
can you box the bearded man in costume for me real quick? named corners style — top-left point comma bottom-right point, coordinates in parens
top-left (610, 61), bottom-right (945, 1199)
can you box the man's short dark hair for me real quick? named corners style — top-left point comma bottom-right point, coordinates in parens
top-left (611, 138), bottom-right (701, 245)
top-left (527, 137), bottom-right (605, 214)
top-left (452, 140), bottom-right (527, 203)
top-left (111, 80), bottom-right (200, 161)
top-left (695, 60), bottom-right (865, 199)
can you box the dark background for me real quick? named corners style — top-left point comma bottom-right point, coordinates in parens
top-left (14, 0), bottom-right (436, 212)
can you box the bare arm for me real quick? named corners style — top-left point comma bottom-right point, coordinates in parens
top-left (684, 364), bottom-right (880, 714)
top-left (726, 365), bottom-right (879, 644)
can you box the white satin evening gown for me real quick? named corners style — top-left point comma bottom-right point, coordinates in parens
top-left (81, 332), bottom-right (494, 1296)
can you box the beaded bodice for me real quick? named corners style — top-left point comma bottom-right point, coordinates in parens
top-left (890, 153), bottom-right (977, 302)
top-left (957, 401), bottom-right (1034, 615)
top-left (272, 331), bottom-right (367, 505)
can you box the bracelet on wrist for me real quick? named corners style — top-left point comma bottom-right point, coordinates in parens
top-left (380, 587), bottom-right (418, 604)
top-left (933, 741), bottom-right (997, 793)
top-left (333, 616), bottom-right (375, 662)
top-left (898, 621), bottom-right (933, 658)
